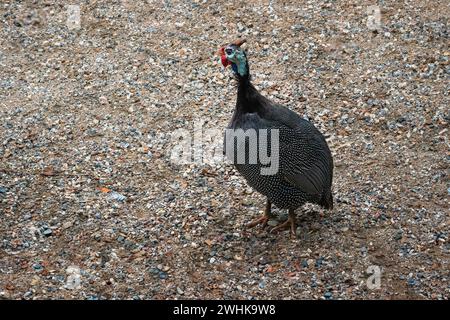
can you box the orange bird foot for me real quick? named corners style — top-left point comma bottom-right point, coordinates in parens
top-left (270, 214), bottom-right (296, 238)
top-left (246, 214), bottom-right (270, 229)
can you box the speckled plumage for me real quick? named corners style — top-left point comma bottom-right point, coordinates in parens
top-left (223, 44), bottom-right (333, 212)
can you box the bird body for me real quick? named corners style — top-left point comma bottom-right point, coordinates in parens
top-left (227, 83), bottom-right (333, 210)
top-left (220, 39), bottom-right (333, 236)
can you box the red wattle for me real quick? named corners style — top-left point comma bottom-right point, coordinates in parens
top-left (221, 55), bottom-right (230, 67)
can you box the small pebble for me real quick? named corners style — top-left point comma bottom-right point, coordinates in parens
top-left (324, 292), bottom-right (333, 300)
top-left (32, 263), bottom-right (43, 272)
top-left (108, 192), bottom-right (126, 202)
top-left (315, 257), bottom-right (324, 268)
top-left (267, 220), bottom-right (278, 227)
top-left (407, 278), bottom-right (417, 287)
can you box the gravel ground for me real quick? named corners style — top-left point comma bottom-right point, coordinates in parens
top-left (0, 0), bottom-right (449, 300)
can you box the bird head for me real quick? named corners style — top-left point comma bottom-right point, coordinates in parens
top-left (218, 39), bottom-right (248, 77)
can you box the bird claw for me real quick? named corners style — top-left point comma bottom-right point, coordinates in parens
top-left (270, 218), bottom-right (296, 239)
top-left (246, 215), bottom-right (269, 229)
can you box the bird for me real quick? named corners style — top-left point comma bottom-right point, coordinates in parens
top-left (219, 39), bottom-right (334, 238)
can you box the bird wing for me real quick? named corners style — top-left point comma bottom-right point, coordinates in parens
top-left (280, 128), bottom-right (332, 196)
top-left (260, 103), bottom-right (332, 196)
top-left (270, 114), bottom-right (332, 195)
top-left (226, 108), bottom-right (332, 196)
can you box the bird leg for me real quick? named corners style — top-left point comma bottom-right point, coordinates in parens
top-left (270, 209), bottom-right (296, 238)
top-left (246, 200), bottom-right (272, 229)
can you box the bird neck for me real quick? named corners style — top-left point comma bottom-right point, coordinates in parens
top-left (231, 60), bottom-right (248, 77)
top-left (234, 77), bottom-right (262, 116)
top-left (231, 58), bottom-right (267, 120)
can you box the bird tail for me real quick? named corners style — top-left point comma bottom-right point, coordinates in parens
top-left (320, 189), bottom-right (333, 210)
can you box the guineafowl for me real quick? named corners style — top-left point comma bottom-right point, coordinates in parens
top-left (220, 39), bottom-right (333, 238)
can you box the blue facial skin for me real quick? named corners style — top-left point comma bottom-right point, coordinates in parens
top-left (226, 48), bottom-right (247, 76)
